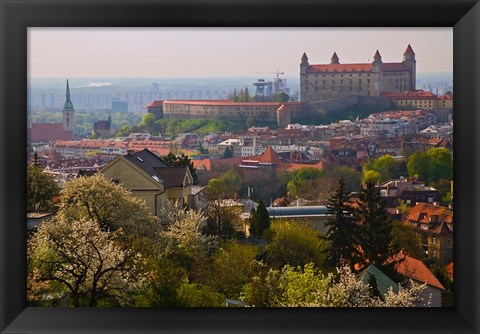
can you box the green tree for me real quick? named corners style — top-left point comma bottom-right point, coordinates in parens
top-left (287, 167), bottom-right (325, 198)
top-left (57, 173), bottom-right (157, 231)
top-left (196, 241), bottom-right (258, 299)
top-left (266, 220), bottom-right (326, 269)
top-left (391, 221), bottom-right (424, 259)
top-left (363, 155), bottom-right (405, 182)
top-left (223, 146), bottom-right (233, 158)
top-left (249, 199), bottom-right (270, 238)
top-left (407, 148), bottom-right (452, 183)
top-left (140, 113), bottom-right (157, 131)
top-left (362, 170), bottom-right (382, 185)
top-left (27, 164), bottom-right (60, 212)
top-left (355, 181), bottom-right (399, 270)
top-left (324, 178), bottom-right (360, 270)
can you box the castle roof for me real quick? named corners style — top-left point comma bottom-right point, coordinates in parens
top-left (307, 63), bottom-right (372, 73)
top-left (404, 44), bottom-right (415, 55)
top-left (381, 90), bottom-right (437, 100)
top-left (147, 100), bottom-right (164, 107)
top-left (374, 50), bottom-right (381, 58)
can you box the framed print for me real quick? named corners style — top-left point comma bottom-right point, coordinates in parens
top-left (1, 0), bottom-right (479, 333)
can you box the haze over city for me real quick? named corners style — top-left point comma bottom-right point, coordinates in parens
top-left (29, 27), bottom-right (453, 79)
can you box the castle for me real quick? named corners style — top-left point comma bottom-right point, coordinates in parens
top-left (300, 45), bottom-right (416, 103)
top-left (147, 100), bottom-right (304, 127)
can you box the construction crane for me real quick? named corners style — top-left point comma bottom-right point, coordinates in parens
top-left (257, 70), bottom-right (285, 79)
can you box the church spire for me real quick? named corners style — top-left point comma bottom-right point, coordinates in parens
top-left (63, 79), bottom-right (74, 111)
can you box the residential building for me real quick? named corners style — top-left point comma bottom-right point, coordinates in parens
top-left (402, 202), bottom-right (453, 264)
top-left (393, 253), bottom-right (445, 307)
top-left (100, 149), bottom-right (194, 216)
top-left (375, 177), bottom-right (441, 208)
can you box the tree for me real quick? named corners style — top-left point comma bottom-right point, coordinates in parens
top-left (196, 241), bottom-right (258, 299)
top-left (205, 169), bottom-right (243, 238)
top-left (324, 178), bottom-right (360, 270)
top-left (160, 201), bottom-right (217, 265)
top-left (355, 181), bottom-right (399, 269)
top-left (243, 263), bottom-right (428, 307)
top-left (56, 173), bottom-right (157, 231)
top-left (391, 221), bottom-right (424, 259)
top-left (363, 155), bottom-right (405, 182)
top-left (28, 218), bottom-right (146, 307)
top-left (361, 170), bottom-right (382, 185)
top-left (140, 113), bottom-right (156, 131)
top-left (266, 220), bottom-right (326, 269)
top-left (287, 167), bottom-right (325, 198)
top-left (249, 199), bottom-right (270, 238)
top-left (223, 146), bottom-right (233, 158)
top-left (27, 164), bottom-right (60, 212)
top-left (161, 152), bottom-right (199, 185)
top-left (407, 148), bottom-right (452, 184)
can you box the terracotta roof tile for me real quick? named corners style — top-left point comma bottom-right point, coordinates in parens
top-left (308, 63), bottom-right (373, 73)
top-left (394, 254), bottom-right (444, 290)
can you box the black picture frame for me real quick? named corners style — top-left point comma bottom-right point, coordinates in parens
top-left (1, 0), bottom-right (479, 333)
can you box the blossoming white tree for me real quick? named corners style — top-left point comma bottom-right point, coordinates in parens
top-left (242, 263), bottom-right (429, 307)
top-left (28, 218), bottom-right (147, 307)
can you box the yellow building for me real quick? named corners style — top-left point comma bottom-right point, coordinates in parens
top-left (381, 90), bottom-right (445, 111)
top-left (100, 148), bottom-right (193, 217)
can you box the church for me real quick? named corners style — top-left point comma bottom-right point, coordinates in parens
top-left (28, 80), bottom-right (75, 142)
top-left (300, 45), bottom-right (416, 103)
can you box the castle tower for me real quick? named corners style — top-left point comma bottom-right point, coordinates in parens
top-left (300, 52), bottom-right (309, 74)
top-left (330, 52), bottom-right (340, 64)
top-left (403, 44), bottom-right (416, 90)
top-left (372, 50), bottom-right (383, 96)
top-left (300, 53), bottom-right (310, 102)
top-left (62, 79), bottom-right (75, 133)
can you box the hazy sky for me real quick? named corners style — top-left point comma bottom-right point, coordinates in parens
top-left (28, 28), bottom-right (453, 78)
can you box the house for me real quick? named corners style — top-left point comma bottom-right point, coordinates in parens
top-left (358, 264), bottom-right (399, 299)
top-left (401, 202), bottom-right (453, 264)
top-left (375, 177), bottom-right (441, 208)
top-left (100, 149), bottom-right (194, 217)
top-left (393, 253), bottom-right (445, 307)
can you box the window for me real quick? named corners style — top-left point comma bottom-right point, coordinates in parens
top-left (432, 237), bottom-right (436, 244)
top-left (432, 250), bottom-right (436, 258)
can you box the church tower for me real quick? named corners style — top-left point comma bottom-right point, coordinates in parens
top-left (403, 44), bottom-right (416, 90)
top-left (62, 79), bottom-right (75, 133)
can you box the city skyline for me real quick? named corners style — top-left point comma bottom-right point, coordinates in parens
top-left (28, 28), bottom-right (453, 79)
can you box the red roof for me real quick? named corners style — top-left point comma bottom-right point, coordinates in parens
top-left (163, 100), bottom-right (303, 107)
top-left (258, 146), bottom-right (282, 164)
top-left (394, 254), bottom-right (445, 290)
top-left (383, 63), bottom-right (409, 71)
top-left (191, 158), bottom-right (212, 171)
top-left (308, 63), bottom-right (372, 73)
top-left (28, 123), bottom-right (73, 142)
top-left (147, 100), bottom-right (164, 107)
top-left (381, 90), bottom-right (437, 100)
top-left (403, 202), bottom-right (453, 225)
